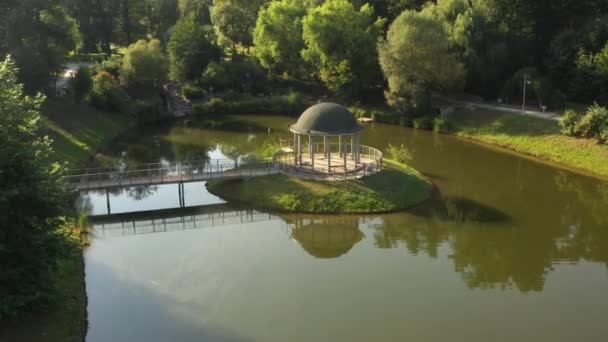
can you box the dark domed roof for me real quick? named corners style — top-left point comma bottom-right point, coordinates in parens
top-left (290, 102), bottom-right (364, 135)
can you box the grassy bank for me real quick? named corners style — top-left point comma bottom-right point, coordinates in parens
top-left (41, 98), bottom-right (134, 166)
top-left (449, 109), bottom-right (608, 179)
top-left (207, 161), bottom-right (432, 214)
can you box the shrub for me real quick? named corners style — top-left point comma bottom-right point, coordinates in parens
top-left (94, 55), bottom-right (122, 77)
top-left (192, 92), bottom-right (307, 116)
top-left (600, 126), bottom-right (608, 144)
top-left (574, 103), bottom-right (608, 139)
top-left (89, 71), bottom-right (130, 113)
top-left (120, 39), bottom-right (168, 87)
top-left (387, 143), bottom-right (414, 164)
top-left (433, 115), bottom-right (451, 133)
top-left (182, 84), bottom-right (205, 100)
top-left (559, 109), bottom-right (583, 136)
top-left (69, 65), bottom-right (92, 103)
top-left (201, 58), bottom-right (267, 93)
top-left (413, 116), bottom-right (433, 130)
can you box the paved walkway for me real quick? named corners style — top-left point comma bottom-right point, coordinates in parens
top-left (440, 96), bottom-right (561, 121)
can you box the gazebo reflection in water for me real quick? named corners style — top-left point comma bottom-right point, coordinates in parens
top-left (274, 103), bottom-right (383, 179)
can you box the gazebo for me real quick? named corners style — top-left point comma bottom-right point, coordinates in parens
top-left (276, 102), bottom-right (382, 178)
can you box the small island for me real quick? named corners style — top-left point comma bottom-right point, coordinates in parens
top-left (207, 103), bottom-right (432, 214)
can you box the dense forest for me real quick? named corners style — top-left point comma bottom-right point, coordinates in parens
top-left (0, 0), bottom-right (607, 110)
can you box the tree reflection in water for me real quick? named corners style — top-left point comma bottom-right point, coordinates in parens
top-left (372, 176), bottom-right (608, 292)
top-left (283, 215), bottom-right (365, 259)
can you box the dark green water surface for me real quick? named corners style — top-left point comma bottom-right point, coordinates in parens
top-left (82, 115), bottom-right (608, 342)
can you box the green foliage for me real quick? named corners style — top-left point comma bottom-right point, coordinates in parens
top-left (413, 116), bottom-right (433, 130)
top-left (94, 55), bottom-right (123, 77)
top-left (253, 0), bottom-right (309, 77)
top-left (433, 115), bottom-right (451, 133)
top-left (181, 84), bottom-right (205, 99)
top-left (120, 39), bottom-right (168, 87)
top-left (201, 58), bottom-right (267, 93)
top-left (502, 68), bottom-right (565, 110)
top-left (211, 0), bottom-right (266, 50)
top-left (89, 71), bottom-right (130, 112)
top-left (302, 0), bottom-right (385, 95)
top-left (574, 104), bottom-right (608, 141)
top-left (192, 91), bottom-right (307, 116)
top-left (0, 57), bottom-right (76, 318)
top-left (168, 13), bottom-right (222, 81)
top-left (378, 9), bottom-right (465, 113)
top-left (6, 0), bottom-right (79, 92)
top-left (70, 66), bottom-right (93, 103)
top-left (559, 109), bottom-right (583, 136)
top-left (387, 144), bottom-right (414, 164)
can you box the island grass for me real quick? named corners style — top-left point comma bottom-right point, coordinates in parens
top-left (450, 109), bottom-right (608, 179)
top-left (41, 98), bottom-right (134, 167)
top-left (207, 161), bottom-right (432, 214)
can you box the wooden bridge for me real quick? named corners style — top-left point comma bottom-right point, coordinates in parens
top-left (65, 159), bottom-right (278, 191)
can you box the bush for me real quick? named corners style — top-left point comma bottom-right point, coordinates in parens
top-left (559, 109), bottom-right (583, 136)
top-left (120, 39), bottom-right (168, 87)
top-left (192, 91), bottom-right (307, 116)
top-left (89, 71), bottom-right (130, 113)
top-left (413, 116), bottom-right (433, 130)
top-left (201, 58), bottom-right (267, 93)
top-left (600, 126), bottom-right (608, 144)
top-left (433, 115), bottom-right (451, 133)
top-left (574, 103), bottom-right (608, 139)
top-left (182, 84), bottom-right (205, 100)
top-left (94, 55), bottom-right (122, 77)
top-left (69, 66), bottom-right (92, 103)
top-left (387, 144), bottom-right (414, 164)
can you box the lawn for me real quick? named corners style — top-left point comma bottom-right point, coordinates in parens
top-left (450, 109), bottom-right (608, 179)
top-left (207, 160), bottom-right (433, 214)
top-left (41, 98), bottom-right (134, 166)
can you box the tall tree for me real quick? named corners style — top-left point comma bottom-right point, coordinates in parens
top-left (253, 0), bottom-right (309, 77)
top-left (6, 0), bottom-right (79, 93)
top-left (168, 13), bottom-right (221, 81)
top-left (302, 0), bottom-right (385, 95)
top-left (211, 0), bottom-right (266, 54)
top-left (120, 38), bottom-right (169, 86)
top-left (378, 9), bottom-right (465, 113)
top-left (0, 57), bottom-right (74, 318)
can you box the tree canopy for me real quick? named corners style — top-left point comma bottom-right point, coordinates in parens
top-left (378, 9), bottom-right (464, 112)
top-left (253, 0), bottom-right (309, 77)
top-left (0, 57), bottom-right (74, 318)
top-left (302, 0), bottom-right (385, 95)
top-left (120, 38), bottom-right (169, 87)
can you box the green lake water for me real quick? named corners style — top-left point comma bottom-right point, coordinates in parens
top-left (81, 115), bottom-right (608, 341)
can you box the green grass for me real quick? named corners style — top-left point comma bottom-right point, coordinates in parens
top-left (41, 98), bottom-right (134, 166)
top-left (207, 161), bottom-right (433, 214)
top-left (450, 109), bottom-right (608, 179)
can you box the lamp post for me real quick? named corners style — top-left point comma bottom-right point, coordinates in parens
top-left (522, 74), bottom-right (531, 114)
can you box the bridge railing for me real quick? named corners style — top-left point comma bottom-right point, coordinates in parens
top-left (65, 159), bottom-right (277, 189)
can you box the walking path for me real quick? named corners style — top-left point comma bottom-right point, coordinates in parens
top-left (439, 96), bottom-right (561, 121)
top-left (165, 83), bottom-right (191, 118)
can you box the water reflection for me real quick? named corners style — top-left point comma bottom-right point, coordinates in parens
top-left (412, 195), bottom-right (511, 223)
top-left (285, 216), bottom-right (365, 258)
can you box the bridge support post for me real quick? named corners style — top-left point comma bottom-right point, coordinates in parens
top-left (106, 188), bottom-right (111, 215)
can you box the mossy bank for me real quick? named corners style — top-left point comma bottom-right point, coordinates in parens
top-left (206, 161), bottom-right (433, 214)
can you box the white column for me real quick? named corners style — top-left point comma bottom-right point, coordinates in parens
top-left (311, 136), bottom-right (315, 170)
top-left (308, 135), bottom-right (312, 162)
top-left (343, 142), bottom-right (347, 170)
top-left (327, 136), bottom-right (331, 171)
top-left (297, 134), bottom-right (302, 165)
top-left (293, 132), bottom-right (297, 165)
top-left (350, 135), bottom-right (354, 160)
top-left (338, 135), bottom-right (342, 157)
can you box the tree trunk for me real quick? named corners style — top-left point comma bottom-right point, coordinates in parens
top-left (123, 0), bottom-right (131, 44)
